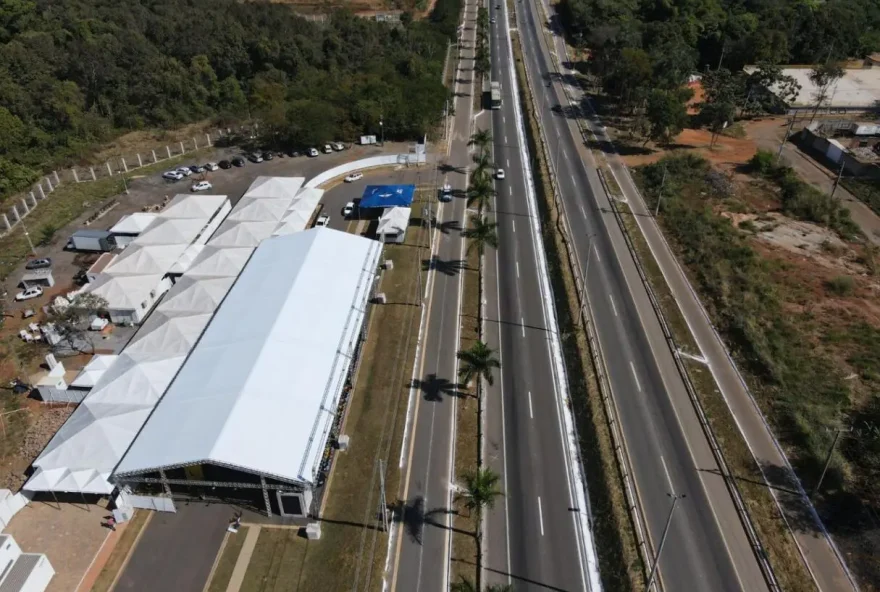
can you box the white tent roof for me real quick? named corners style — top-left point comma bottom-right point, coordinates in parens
top-left (228, 197), bottom-right (291, 222)
top-left (84, 352), bottom-right (187, 407)
top-left (133, 218), bottom-right (207, 246)
top-left (272, 188), bottom-right (324, 237)
top-left (115, 228), bottom-right (382, 486)
top-left (125, 312), bottom-right (213, 357)
top-left (111, 213), bottom-right (157, 235)
top-left (377, 207), bottom-right (411, 236)
top-left (161, 194), bottom-right (228, 219)
top-left (70, 355), bottom-right (119, 389)
top-left (185, 246), bottom-right (254, 277)
top-left (243, 176), bottom-right (304, 200)
top-left (103, 244), bottom-right (188, 276)
top-left (209, 221), bottom-right (278, 247)
top-left (168, 244), bottom-right (206, 275)
top-left (157, 276), bottom-right (235, 314)
top-left (85, 273), bottom-right (166, 310)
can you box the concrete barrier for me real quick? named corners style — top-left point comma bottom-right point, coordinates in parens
top-left (305, 154), bottom-right (423, 189)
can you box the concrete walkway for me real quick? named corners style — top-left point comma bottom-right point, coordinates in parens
top-left (225, 526), bottom-right (261, 592)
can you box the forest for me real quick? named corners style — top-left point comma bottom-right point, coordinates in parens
top-left (0, 0), bottom-right (461, 197)
top-left (559, 0), bottom-right (880, 122)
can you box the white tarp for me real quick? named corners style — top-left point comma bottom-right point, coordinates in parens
top-left (115, 229), bottom-right (382, 486)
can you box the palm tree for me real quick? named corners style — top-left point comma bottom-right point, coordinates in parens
top-left (468, 129), bottom-right (493, 155)
top-left (463, 215), bottom-right (498, 256)
top-left (457, 340), bottom-right (500, 391)
top-left (457, 467), bottom-right (505, 590)
top-left (470, 152), bottom-right (494, 183)
top-left (451, 577), bottom-right (512, 592)
top-left (467, 177), bottom-right (495, 211)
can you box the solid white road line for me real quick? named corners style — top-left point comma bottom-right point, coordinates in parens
top-left (505, 136), bottom-right (508, 144)
top-left (537, 497), bottom-right (545, 536)
top-left (594, 248), bottom-right (601, 263)
top-left (528, 391), bottom-right (534, 419)
top-left (630, 361), bottom-right (642, 392)
top-left (579, 204), bottom-right (586, 218)
top-left (521, 318), bottom-right (525, 337)
top-left (516, 261), bottom-right (520, 278)
top-left (609, 293), bottom-right (618, 317)
top-left (508, 186), bottom-right (512, 196)
top-left (512, 220), bottom-right (516, 233)
top-left (661, 455), bottom-right (675, 495)
top-left (507, 159), bottom-right (510, 167)
top-left (571, 173), bottom-right (576, 186)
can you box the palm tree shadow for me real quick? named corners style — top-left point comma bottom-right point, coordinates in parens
top-left (412, 373), bottom-right (464, 402)
top-left (389, 496), bottom-right (469, 546)
top-left (438, 219), bottom-right (462, 235)
top-left (423, 256), bottom-right (466, 276)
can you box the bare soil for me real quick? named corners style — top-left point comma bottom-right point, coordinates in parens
top-left (619, 128), bottom-right (758, 172)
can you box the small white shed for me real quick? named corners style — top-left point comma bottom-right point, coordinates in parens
top-left (376, 207), bottom-right (411, 244)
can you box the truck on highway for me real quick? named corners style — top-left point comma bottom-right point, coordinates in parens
top-left (490, 81), bottom-right (502, 109)
top-left (66, 229), bottom-right (117, 252)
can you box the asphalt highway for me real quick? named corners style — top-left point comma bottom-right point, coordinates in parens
top-left (482, 0), bottom-right (592, 590)
top-left (511, 0), bottom-right (770, 590)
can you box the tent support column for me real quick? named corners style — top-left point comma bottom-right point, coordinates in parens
top-left (159, 469), bottom-right (172, 497)
top-left (261, 476), bottom-right (272, 518)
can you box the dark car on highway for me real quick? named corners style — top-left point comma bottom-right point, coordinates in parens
top-left (219, 160), bottom-right (232, 169)
top-left (232, 156), bottom-right (246, 167)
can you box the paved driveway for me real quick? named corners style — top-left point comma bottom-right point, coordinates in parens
top-left (114, 503), bottom-right (230, 592)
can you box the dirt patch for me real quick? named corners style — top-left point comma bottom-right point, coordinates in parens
top-left (620, 128), bottom-right (758, 172)
top-left (91, 121), bottom-right (215, 164)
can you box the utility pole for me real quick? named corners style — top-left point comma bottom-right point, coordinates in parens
top-left (777, 115), bottom-right (797, 164)
top-left (20, 219), bottom-right (37, 258)
top-left (647, 493), bottom-right (685, 590)
top-left (829, 160), bottom-right (845, 200)
top-left (812, 427), bottom-right (850, 498)
top-left (378, 459), bottom-right (389, 532)
top-left (654, 166), bottom-right (668, 218)
top-left (379, 116), bottom-right (385, 146)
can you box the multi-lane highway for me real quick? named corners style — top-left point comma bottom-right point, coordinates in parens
top-left (511, 0), bottom-right (770, 589)
top-left (481, 0), bottom-right (596, 589)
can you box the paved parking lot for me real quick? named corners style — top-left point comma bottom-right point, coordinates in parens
top-left (1, 142), bottom-right (414, 315)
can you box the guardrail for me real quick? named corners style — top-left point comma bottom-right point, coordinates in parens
top-left (511, 12), bottom-right (654, 588)
top-left (530, 0), bottom-right (782, 585)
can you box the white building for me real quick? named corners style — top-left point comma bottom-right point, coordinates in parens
top-left (376, 207), bottom-right (411, 244)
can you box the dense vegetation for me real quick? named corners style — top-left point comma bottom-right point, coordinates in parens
top-left (637, 153), bottom-right (880, 586)
top-left (0, 0), bottom-right (461, 198)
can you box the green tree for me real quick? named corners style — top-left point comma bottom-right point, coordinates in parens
top-left (467, 176), bottom-right (495, 211)
top-left (457, 340), bottom-right (500, 392)
top-left (469, 128), bottom-right (493, 155)
top-left (462, 214), bottom-right (498, 256)
top-left (48, 294), bottom-right (109, 354)
top-left (645, 89), bottom-right (688, 146)
top-left (809, 62), bottom-right (845, 123)
top-left (603, 47), bottom-right (651, 110)
top-left (470, 151), bottom-right (494, 182)
top-left (699, 100), bottom-right (735, 147)
top-left (456, 466), bottom-right (504, 588)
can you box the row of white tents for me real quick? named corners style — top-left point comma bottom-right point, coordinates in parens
top-left (26, 177), bottom-right (325, 495)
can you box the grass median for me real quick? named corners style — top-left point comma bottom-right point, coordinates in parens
top-left (227, 194), bottom-right (429, 592)
top-left (511, 27), bottom-right (645, 592)
top-left (613, 199), bottom-right (816, 592)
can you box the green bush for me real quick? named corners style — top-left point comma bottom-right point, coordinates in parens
top-left (825, 275), bottom-right (855, 296)
top-left (749, 149), bottom-right (777, 176)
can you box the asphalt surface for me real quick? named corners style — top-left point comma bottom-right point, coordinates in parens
top-left (515, 0), bottom-right (769, 589)
top-left (390, 0), bottom-right (474, 589)
top-left (481, 0), bottom-right (590, 590)
top-left (114, 503), bottom-right (229, 592)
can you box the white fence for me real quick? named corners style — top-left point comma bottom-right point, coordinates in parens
top-left (117, 492), bottom-right (176, 513)
top-left (305, 152), bottom-right (426, 189)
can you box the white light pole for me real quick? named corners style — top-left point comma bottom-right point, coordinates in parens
top-left (20, 219), bottom-right (37, 258)
top-left (647, 493), bottom-right (686, 590)
top-left (379, 117), bottom-right (384, 146)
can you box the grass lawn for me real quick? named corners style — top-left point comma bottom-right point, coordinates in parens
top-left (89, 510), bottom-right (151, 592)
top-left (0, 150), bottom-right (209, 281)
top-left (233, 194), bottom-right (429, 592)
top-left (205, 528), bottom-right (250, 592)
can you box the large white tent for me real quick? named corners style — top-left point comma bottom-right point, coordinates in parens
top-left (86, 273), bottom-right (167, 311)
top-left (185, 246), bottom-right (254, 277)
top-left (208, 221), bottom-right (279, 248)
top-left (156, 276), bottom-right (236, 314)
top-left (103, 244), bottom-right (188, 276)
top-left (114, 228), bottom-right (382, 488)
top-left (271, 189), bottom-right (324, 237)
top-left (243, 176), bottom-right (304, 200)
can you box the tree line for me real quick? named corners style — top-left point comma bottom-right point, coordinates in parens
top-left (0, 0), bottom-right (462, 199)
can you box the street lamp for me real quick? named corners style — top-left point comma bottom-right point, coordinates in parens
top-left (574, 234), bottom-right (595, 326)
top-left (646, 493), bottom-right (686, 590)
top-left (379, 117), bottom-right (384, 146)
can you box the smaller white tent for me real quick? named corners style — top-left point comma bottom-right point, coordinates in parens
top-left (377, 207), bottom-right (411, 244)
top-left (103, 244), bottom-right (188, 276)
top-left (209, 221), bottom-right (279, 247)
top-left (185, 246), bottom-right (254, 277)
top-left (125, 312), bottom-right (213, 356)
top-left (86, 273), bottom-right (167, 311)
top-left (157, 276), bottom-right (235, 314)
top-left (133, 218), bottom-right (208, 246)
top-left (228, 198), bottom-right (291, 222)
top-left (70, 355), bottom-right (119, 390)
top-left (161, 194), bottom-right (229, 219)
top-left (84, 352), bottom-right (187, 407)
top-left (243, 177), bottom-right (304, 200)
top-left (111, 213), bottom-right (157, 235)
top-left (272, 188), bottom-right (324, 237)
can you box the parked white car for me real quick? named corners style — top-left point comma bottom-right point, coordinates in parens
top-left (316, 213), bottom-right (330, 227)
top-left (162, 170), bottom-right (184, 181)
top-left (344, 172), bottom-right (363, 183)
top-left (332, 142), bottom-right (345, 151)
top-left (308, 148), bottom-right (319, 157)
top-left (343, 202), bottom-right (355, 217)
top-left (204, 162), bottom-right (219, 171)
top-left (15, 286), bottom-right (43, 301)
top-left (191, 181), bottom-right (213, 192)
top-left (176, 167), bottom-right (193, 177)
top-left (323, 144), bottom-right (333, 154)
top-left (495, 168), bottom-right (505, 180)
